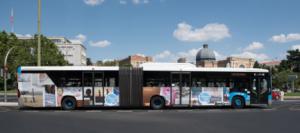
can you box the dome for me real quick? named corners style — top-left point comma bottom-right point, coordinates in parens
top-left (196, 44), bottom-right (216, 62)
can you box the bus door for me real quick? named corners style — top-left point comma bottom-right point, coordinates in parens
top-left (171, 72), bottom-right (191, 106)
top-left (251, 74), bottom-right (269, 104)
top-left (82, 72), bottom-right (104, 106)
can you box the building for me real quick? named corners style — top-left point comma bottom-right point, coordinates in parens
top-left (119, 54), bottom-right (153, 67)
top-left (49, 37), bottom-right (87, 66)
top-left (260, 60), bottom-right (281, 68)
top-left (196, 44), bottom-right (218, 67)
top-left (18, 36), bottom-right (87, 66)
top-left (218, 57), bottom-right (255, 68)
top-left (195, 44), bottom-right (255, 68)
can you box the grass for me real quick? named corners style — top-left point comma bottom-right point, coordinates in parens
top-left (285, 92), bottom-right (300, 96)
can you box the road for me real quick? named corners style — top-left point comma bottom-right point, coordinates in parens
top-left (0, 95), bottom-right (17, 102)
top-left (0, 101), bottom-right (300, 133)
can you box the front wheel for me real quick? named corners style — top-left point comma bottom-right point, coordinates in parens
top-left (61, 97), bottom-right (77, 110)
top-left (231, 96), bottom-right (245, 109)
top-left (150, 96), bottom-right (165, 110)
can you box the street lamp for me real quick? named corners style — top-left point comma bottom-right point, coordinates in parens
top-left (3, 47), bottom-right (16, 102)
top-left (37, 0), bottom-right (41, 66)
top-left (3, 46), bottom-right (33, 102)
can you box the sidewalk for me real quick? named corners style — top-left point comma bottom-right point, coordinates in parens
top-left (0, 102), bottom-right (18, 107)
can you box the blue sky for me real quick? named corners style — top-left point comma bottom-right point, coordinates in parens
top-left (1, 0), bottom-right (300, 63)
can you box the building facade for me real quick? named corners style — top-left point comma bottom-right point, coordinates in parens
top-left (119, 54), bottom-right (153, 67)
top-left (18, 36), bottom-right (87, 66)
top-left (48, 37), bottom-right (87, 66)
top-left (195, 44), bottom-right (255, 68)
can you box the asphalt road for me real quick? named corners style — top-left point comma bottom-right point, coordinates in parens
top-left (0, 101), bottom-right (300, 133)
top-left (0, 95), bottom-right (17, 102)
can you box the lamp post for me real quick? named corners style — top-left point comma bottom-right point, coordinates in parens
top-left (3, 47), bottom-right (16, 102)
top-left (37, 0), bottom-right (41, 66)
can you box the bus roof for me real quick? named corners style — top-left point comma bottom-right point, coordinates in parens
top-left (20, 66), bottom-right (119, 71)
top-left (20, 63), bottom-right (269, 73)
top-left (140, 63), bottom-right (269, 73)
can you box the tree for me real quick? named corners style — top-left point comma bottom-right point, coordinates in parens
top-left (253, 61), bottom-right (260, 68)
top-left (0, 31), bottom-right (68, 90)
top-left (286, 49), bottom-right (300, 72)
top-left (86, 58), bottom-right (93, 66)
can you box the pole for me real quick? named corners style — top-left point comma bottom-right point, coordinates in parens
top-left (37, 0), bottom-right (41, 66)
top-left (3, 47), bottom-right (15, 102)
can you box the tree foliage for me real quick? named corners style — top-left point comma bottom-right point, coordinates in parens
top-left (0, 31), bottom-right (68, 90)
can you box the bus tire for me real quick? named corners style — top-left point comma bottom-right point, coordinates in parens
top-left (150, 96), bottom-right (165, 110)
top-left (61, 96), bottom-right (77, 110)
top-left (231, 96), bottom-right (245, 109)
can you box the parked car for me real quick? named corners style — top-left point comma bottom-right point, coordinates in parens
top-left (272, 90), bottom-right (281, 100)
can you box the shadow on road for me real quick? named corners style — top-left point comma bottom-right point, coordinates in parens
top-left (19, 105), bottom-right (267, 111)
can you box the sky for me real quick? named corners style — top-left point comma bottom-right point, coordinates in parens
top-left (1, 0), bottom-right (300, 63)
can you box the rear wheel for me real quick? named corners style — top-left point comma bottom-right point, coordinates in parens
top-left (231, 96), bottom-right (245, 109)
top-left (61, 97), bottom-right (77, 110)
top-left (150, 96), bottom-right (165, 110)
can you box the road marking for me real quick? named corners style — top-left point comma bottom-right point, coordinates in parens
top-left (54, 110), bottom-right (70, 113)
top-left (262, 108), bottom-right (276, 111)
top-left (116, 110), bottom-right (133, 112)
top-left (23, 110), bottom-right (39, 112)
top-left (86, 110), bottom-right (102, 112)
top-left (207, 109), bottom-right (223, 112)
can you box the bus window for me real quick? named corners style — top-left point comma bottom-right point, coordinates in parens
top-left (47, 71), bottom-right (82, 87)
top-left (143, 72), bottom-right (170, 87)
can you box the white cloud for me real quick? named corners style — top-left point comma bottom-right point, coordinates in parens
top-left (75, 34), bottom-right (87, 42)
top-left (70, 34), bottom-right (87, 44)
top-left (231, 51), bottom-right (269, 61)
top-left (154, 50), bottom-right (172, 59)
top-left (244, 42), bottom-right (264, 51)
top-left (143, 0), bottom-right (149, 4)
top-left (15, 33), bottom-right (32, 38)
top-left (132, 0), bottom-right (150, 5)
top-left (89, 40), bottom-right (111, 47)
top-left (132, 0), bottom-right (140, 4)
top-left (292, 44), bottom-right (300, 50)
top-left (270, 33), bottom-right (300, 43)
top-left (173, 22), bottom-right (231, 42)
top-left (120, 0), bottom-right (127, 4)
top-left (83, 0), bottom-right (104, 6)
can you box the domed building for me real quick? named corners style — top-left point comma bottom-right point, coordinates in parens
top-left (194, 44), bottom-right (255, 68)
top-left (196, 44), bottom-right (218, 67)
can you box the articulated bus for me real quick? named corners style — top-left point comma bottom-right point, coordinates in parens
top-left (17, 63), bottom-right (271, 110)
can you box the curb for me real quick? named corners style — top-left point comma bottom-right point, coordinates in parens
top-left (0, 102), bottom-right (18, 107)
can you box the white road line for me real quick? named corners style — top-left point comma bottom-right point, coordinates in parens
top-left (23, 110), bottom-right (39, 112)
top-left (54, 110), bottom-right (70, 113)
top-left (177, 110), bottom-right (193, 112)
top-left (116, 110), bottom-right (133, 112)
top-left (86, 110), bottom-right (102, 112)
top-left (147, 110), bottom-right (163, 112)
top-left (262, 108), bottom-right (276, 111)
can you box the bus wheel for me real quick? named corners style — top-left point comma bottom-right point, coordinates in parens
top-left (150, 96), bottom-right (165, 110)
top-left (62, 97), bottom-right (77, 110)
top-left (231, 96), bottom-right (245, 109)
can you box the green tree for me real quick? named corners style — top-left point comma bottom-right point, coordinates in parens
top-left (0, 31), bottom-right (68, 90)
top-left (86, 58), bottom-right (93, 66)
top-left (286, 49), bottom-right (300, 72)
